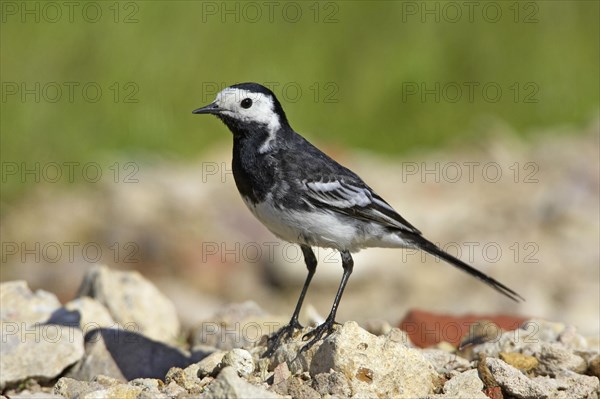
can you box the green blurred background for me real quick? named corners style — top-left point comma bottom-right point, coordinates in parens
top-left (1, 0), bottom-right (598, 203)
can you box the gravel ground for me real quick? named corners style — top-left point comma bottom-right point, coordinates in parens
top-left (1, 268), bottom-right (598, 398)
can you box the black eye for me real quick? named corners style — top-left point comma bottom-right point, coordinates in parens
top-left (240, 98), bottom-right (252, 109)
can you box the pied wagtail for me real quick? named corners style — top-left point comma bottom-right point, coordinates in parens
top-left (193, 82), bottom-right (523, 355)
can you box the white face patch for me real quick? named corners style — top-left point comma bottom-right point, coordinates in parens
top-left (213, 87), bottom-right (281, 152)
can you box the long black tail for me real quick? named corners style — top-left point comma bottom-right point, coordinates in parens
top-left (410, 235), bottom-right (524, 302)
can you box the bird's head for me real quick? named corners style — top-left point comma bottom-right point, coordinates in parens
top-left (193, 82), bottom-right (289, 135)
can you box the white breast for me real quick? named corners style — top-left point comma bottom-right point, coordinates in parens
top-left (241, 195), bottom-right (411, 252)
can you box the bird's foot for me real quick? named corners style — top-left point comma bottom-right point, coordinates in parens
top-left (300, 317), bottom-right (339, 353)
top-left (262, 319), bottom-right (303, 357)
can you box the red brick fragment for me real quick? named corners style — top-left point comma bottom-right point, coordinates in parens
top-left (399, 309), bottom-right (527, 348)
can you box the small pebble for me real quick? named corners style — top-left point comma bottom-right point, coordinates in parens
top-left (220, 348), bottom-right (255, 377)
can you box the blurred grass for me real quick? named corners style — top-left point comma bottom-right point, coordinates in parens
top-left (1, 1), bottom-right (598, 203)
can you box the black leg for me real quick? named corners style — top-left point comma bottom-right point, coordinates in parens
top-left (301, 250), bottom-right (354, 352)
top-left (263, 245), bottom-right (317, 357)
top-left (288, 245), bottom-right (317, 326)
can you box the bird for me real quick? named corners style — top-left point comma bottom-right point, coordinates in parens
top-left (192, 82), bottom-right (523, 355)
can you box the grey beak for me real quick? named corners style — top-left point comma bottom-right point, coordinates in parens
top-left (192, 102), bottom-right (220, 114)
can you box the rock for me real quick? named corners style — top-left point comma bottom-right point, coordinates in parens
top-left (53, 375), bottom-right (124, 399)
top-left (499, 352), bottom-right (539, 373)
top-left (1, 370), bottom-right (43, 397)
top-left (442, 369), bottom-right (488, 398)
top-left (486, 358), bottom-right (547, 399)
top-left (7, 393), bottom-right (65, 399)
top-left (312, 370), bottom-right (352, 397)
top-left (132, 381), bottom-right (168, 399)
top-left (310, 321), bottom-right (438, 398)
top-left (269, 374), bottom-right (319, 399)
top-left (269, 378), bottom-right (289, 397)
top-left (476, 353), bottom-right (498, 389)
top-left (191, 301), bottom-right (285, 350)
top-left (473, 325), bottom-right (588, 377)
top-left (471, 324), bottom-right (545, 360)
top-left (162, 381), bottom-right (187, 398)
top-left (220, 349), bottom-right (254, 377)
top-left (269, 326), bottom-right (322, 375)
top-left (1, 378), bottom-right (60, 398)
top-left (81, 384), bottom-right (143, 399)
top-left (523, 342), bottom-right (587, 375)
top-left (286, 377), bottom-right (320, 399)
top-left (271, 362), bottom-right (291, 386)
top-left (385, 327), bottom-right (413, 346)
top-left (364, 319), bottom-right (393, 336)
top-left (482, 386), bottom-right (504, 399)
top-left (67, 328), bottom-right (193, 381)
top-left (422, 349), bottom-right (472, 373)
top-left (54, 377), bottom-right (105, 399)
top-left (253, 357), bottom-right (271, 382)
top-left (66, 329), bottom-right (126, 381)
top-left (587, 353), bottom-right (600, 378)
top-left (525, 319), bottom-right (567, 343)
top-left (557, 325), bottom-right (589, 350)
top-left (533, 372), bottom-right (600, 399)
top-left (47, 297), bottom-right (116, 331)
top-left (128, 378), bottom-right (163, 393)
top-left (165, 364), bottom-right (202, 394)
top-left (203, 367), bottom-right (279, 398)
top-left (93, 375), bottom-right (122, 387)
top-left (0, 281), bottom-right (61, 324)
top-left (196, 351), bottom-right (226, 378)
top-left (0, 324), bottom-right (84, 390)
top-left (76, 265), bottom-right (180, 343)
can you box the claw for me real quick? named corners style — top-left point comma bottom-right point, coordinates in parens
top-left (262, 320), bottom-right (303, 357)
top-left (299, 318), bottom-right (337, 353)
